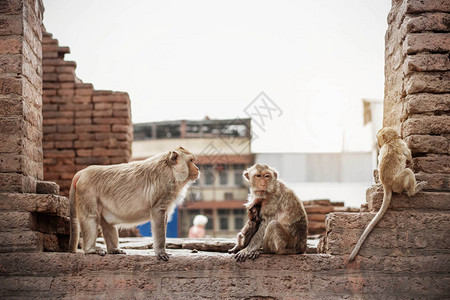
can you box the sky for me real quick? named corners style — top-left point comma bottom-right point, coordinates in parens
top-left (43, 0), bottom-right (391, 153)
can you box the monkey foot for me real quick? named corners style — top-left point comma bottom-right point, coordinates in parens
top-left (85, 247), bottom-right (107, 256)
top-left (108, 248), bottom-right (126, 255)
top-left (235, 250), bottom-right (261, 262)
top-left (156, 252), bottom-right (170, 261)
top-left (228, 246), bottom-right (240, 254)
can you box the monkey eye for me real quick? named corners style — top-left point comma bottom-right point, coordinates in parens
top-left (264, 174), bottom-right (271, 178)
top-left (190, 159), bottom-right (194, 162)
top-left (255, 174), bottom-right (262, 178)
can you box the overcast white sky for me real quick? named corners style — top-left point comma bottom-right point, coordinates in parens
top-left (43, 0), bottom-right (391, 153)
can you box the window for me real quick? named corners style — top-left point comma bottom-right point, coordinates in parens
top-left (233, 164), bottom-right (246, 186)
top-left (203, 165), bottom-right (214, 186)
top-left (234, 216), bottom-right (244, 230)
top-left (218, 209), bottom-right (230, 231)
top-left (216, 164), bottom-right (228, 186)
top-left (224, 192), bottom-right (233, 200)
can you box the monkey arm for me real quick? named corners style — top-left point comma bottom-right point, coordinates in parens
top-left (150, 208), bottom-right (169, 261)
top-left (235, 221), bottom-right (268, 261)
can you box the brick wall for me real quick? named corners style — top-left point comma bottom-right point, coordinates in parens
top-left (0, 0), bottom-right (44, 193)
top-left (42, 32), bottom-right (133, 196)
top-left (384, 0), bottom-right (450, 191)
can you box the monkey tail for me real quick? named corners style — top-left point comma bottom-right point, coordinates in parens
top-left (348, 187), bottom-right (392, 261)
top-left (68, 174), bottom-right (80, 253)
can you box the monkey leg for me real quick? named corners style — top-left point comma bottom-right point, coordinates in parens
top-left (100, 216), bottom-right (125, 254)
top-left (263, 220), bottom-right (294, 254)
top-left (151, 210), bottom-right (169, 261)
top-left (80, 216), bottom-right (106, 256)
top-left (393, 168), bottom-right (416, 196)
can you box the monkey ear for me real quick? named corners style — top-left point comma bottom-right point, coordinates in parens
top-left (169, 150), bottom-right (179, 165)
top-left (243, 170), bottom-right (250, 182)
top-left (272, 169), bottom-right (278, 180)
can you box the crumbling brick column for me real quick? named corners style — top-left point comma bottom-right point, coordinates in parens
top-left (42, 32), bottom-right (132, 196)
top-left (384, 0), bottom-right (450, 190)
top-left (0, 0), bottom-right (44, 193)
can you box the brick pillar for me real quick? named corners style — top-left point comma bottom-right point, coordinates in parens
top-left (384, 0), bottom-right (450, 190)
top-left (0, 0), bottom-right (44, 193)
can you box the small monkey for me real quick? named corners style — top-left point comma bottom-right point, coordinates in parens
top-left (69, 147), bottom-right (199, 261)
top-left (228, 198), bottom-right (263, 254)
top-left (348, 127), bottom-right (426, 261)
top-left (234, 164), bottom-right (308, 262)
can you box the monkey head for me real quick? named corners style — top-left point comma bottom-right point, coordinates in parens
top-left (168, 147), bottom-right (200, 182)
top-left (243, 164), bottom-right (278, 195)
top-left (376, 127), bottom-right (400, 148)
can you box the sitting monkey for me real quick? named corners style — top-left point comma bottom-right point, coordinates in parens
top-left (233, 164), bottom-right (308, 261)
top-left (68, 147), bottom-right (199, 261)
top-left (228, 198), bottom-right (263, 254)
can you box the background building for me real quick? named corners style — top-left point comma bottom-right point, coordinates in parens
top-left (132, 118), bottom-right (254, 238)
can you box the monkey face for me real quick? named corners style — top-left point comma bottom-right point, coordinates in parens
top-left (168, 147), bottom-right (200, 182)
top-left (244, 164), bottom-right (278, 194)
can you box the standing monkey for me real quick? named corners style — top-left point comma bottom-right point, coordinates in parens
top-left (348, 127), bottom-right (426, 261)
top-left (69, 147), bottom-right (199, 261)
top-left (234, 164), bottom-right (308, 262)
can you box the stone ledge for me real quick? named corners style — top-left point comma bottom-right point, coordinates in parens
top-left (366, 185), bottom-right (450, 211)
top-left (0, 192), bottom-right (68, 217)
top-left (0, 252), bottom-right (447, 299)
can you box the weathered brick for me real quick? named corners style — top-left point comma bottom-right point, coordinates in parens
top-left (405, 71), bottom-right (450, 94)
top-left (0, 153), bottom-right (23, 173)
top-left (0, 36), bottom-right (21, 54)
top-left (415, 173), bottom-right (449, 191)
top-left (405, 0), bottom-right (450, 13)
top-left (405, 135), bottom-right (448, 154)
top-left (36, 180), bottom-right (60, 195)
top-left (403, 13), bottom-right (450, 34)
top-left (403, 115), bottom-right (450, 135)
top-left (0, 76), bottom-right (22, 94)
top-left (0, 211), bottom-right (35, 231)
top-left (404, 33), bottom-right (450, 55)
top-left (366, 185), bottom-right (450, 211)
top-left (404, 53), bottom-right (450, 74)
top-left (412, 155), bottom-right (450, 173)
top-left (0, 53), bottom-right (21, 73)
top-left (405, 93), bottom-right (450, 114)
top-left (0, 231), bottom-right (43, 252)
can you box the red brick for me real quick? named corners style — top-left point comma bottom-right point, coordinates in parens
top-left (54, 141), bottom-right (73, 149)
top-left (74, 118), bottom-right (92, 125)
top-left (73, 95), bottom-right (91, 104)
top-left (113, 103), bottom-right (129, 110)
top-left (56, 125), bottom-right (75, 133)
top-left (92, 110), bottom-right (112, 117)
top-left (112, 124), bottom-right (130, 133)
top-left (60, 82), bottom-right (75, 89)
top-left (58, 73), bottom-right (75, 82)
top-left (42, 141), bottom-right (54, 149)
top-left (93, 117), bottom-right (129, 125)
top-left (57, 88), bottom-right (75, 96)
top-left (55, 66), bottom-right (75, 73)
top-left (42, 110), bottom-right (73, 118)
top-left (74, 140), bottom-right (102, 149)
top-left (94, 103), bottom-right (112, 110)
top-left (43, 150), bottom-right (75, 159)
top-left (76, 157), bottom-right (110, 165)
top-left (76, 149), bottom-right (92, 157)
top-left (43, 117), bottom-right (73, 125)
top-left (75, 110), bottom-right (92, 117)
top-left (76, 124), bottom-right (110, 133)
top-left (112, 110), bottom-right (130, 117)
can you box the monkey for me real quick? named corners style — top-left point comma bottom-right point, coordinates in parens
top-left (228, 197), bottom-right (263, 254)
top-left (233, 164), bottom-right (308, 262)
top-left (348, 127), bottom-right (426, 261)
top-left (68, 146), bottom-right (199, 261)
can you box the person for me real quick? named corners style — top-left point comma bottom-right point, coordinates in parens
top-left (188, 215), bottom-right (208, 238)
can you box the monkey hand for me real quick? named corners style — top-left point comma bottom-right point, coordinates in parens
top-left (155, 250), bottom-right (170, 261)
top-left (234, 249), bottom-right (261, 262)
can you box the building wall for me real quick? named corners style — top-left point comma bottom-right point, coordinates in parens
top-left (0, 0), bottom-right (44, 193)
top-left (384, 0), bottom-right (449, 190)
top-left (41, 32), bottom-right (133, 196)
